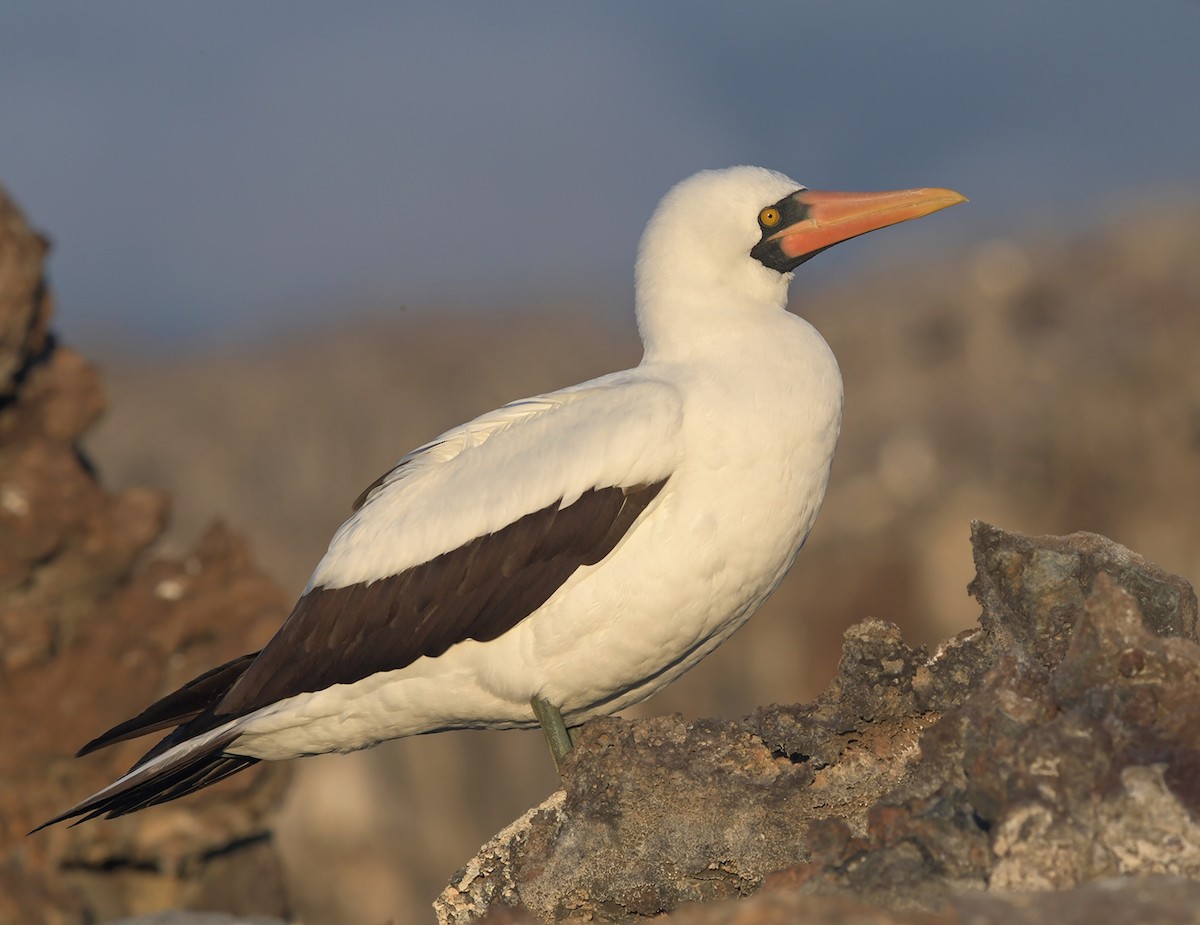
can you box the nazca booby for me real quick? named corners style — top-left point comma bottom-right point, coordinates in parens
top-left (39, 166), bottom-right (965, 828)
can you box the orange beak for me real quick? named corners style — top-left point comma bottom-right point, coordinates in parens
top-left (753, 187), bottom-right (967, 271)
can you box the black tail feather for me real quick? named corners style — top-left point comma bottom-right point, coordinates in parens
top-left (101, 754), bottom-right (258, 820)
top-left (32, 727), bottom-right (254, 833)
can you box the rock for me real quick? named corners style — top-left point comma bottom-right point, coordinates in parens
top-left (969, 521), bottom-right (1197, 667)
top-left (0, 184), bottom-right (295, 923)
top-left (0, 186), bottom-right (51, 395)
top-left (802, 531), bottom-right (1200, 909)
top-left (644, 874), bottom-right (1200, 925)
top-left (438, 523), bottom-right (1200, 923)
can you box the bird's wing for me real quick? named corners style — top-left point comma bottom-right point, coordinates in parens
top-left (41, 375), bottom-right (679, 829)
top-left (76, 652), bottom-right (260, 756)
top-left (210, 373), bottom-right (683, 720)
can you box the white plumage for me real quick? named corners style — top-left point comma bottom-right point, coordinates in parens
top-left (313, 376), bottom-right (683, 591)
top-left (41, 166), bottom-right (964, 827)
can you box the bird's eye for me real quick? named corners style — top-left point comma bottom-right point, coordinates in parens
top-left (759, 207), bottom-right (781, 227)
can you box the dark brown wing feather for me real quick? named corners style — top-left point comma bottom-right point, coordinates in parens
top-left (351, 467), bottom-right (395, 511)
top-left (40, 480), bottom-right (665, 830)
top-left (216, 480), bottom-right (666, 718)
top-left (76, 652), bottom-right (260, 756)
top-left (351, 449), bottom-right (432, 511)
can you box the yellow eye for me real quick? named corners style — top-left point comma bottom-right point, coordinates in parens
top-left (759, 207), bottom-right (781, 227)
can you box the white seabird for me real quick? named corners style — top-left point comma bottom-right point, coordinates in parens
top-left (39, 166), bottom-right (964, 827)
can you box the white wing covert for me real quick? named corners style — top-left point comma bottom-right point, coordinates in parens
top-left (309, 373), bottom-right (683, 591)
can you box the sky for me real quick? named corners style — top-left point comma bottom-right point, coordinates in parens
top-left (0, 2), bottom-right (1197, 346)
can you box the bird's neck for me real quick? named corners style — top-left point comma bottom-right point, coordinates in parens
top-left (635, 281), bottom-right (789, 364)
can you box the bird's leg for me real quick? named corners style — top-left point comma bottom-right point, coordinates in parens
top-left (531, 694), bottom-right (574, 776)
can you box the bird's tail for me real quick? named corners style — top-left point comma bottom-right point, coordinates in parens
top-left (31, 721), bottom-right (254, 832)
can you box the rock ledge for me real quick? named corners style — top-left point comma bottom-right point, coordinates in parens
top-left (437, 523), bottom-right (1200, 924)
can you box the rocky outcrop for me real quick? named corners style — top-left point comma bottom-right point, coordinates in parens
top-left (0, 186), bottom-right (294, 922)
top-left (437, 523), bottom-right (1200, 923)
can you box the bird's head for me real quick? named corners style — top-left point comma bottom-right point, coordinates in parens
top-left (634, 166), bottom-right (965, 347)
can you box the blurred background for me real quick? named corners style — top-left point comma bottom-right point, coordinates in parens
top-left (2, 3), bottom-right (1198, 923)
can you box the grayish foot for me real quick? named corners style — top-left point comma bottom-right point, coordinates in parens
top-left (531, 695), bottom-right (575, 776)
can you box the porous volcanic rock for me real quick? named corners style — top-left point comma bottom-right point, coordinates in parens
top-left (462, 874), bottom-right (1200, 925)
top-left (437, 523), bottom-right (1200, 923)
top-left (0, 185), bottom-right (294, 923)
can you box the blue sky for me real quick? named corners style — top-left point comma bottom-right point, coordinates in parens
top-left (1, 3), bottom-right (1196, 345)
